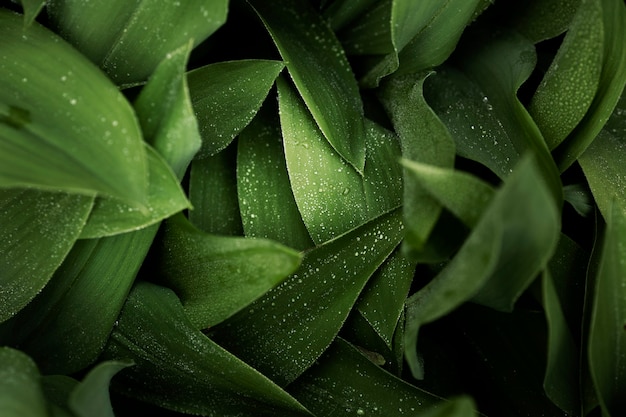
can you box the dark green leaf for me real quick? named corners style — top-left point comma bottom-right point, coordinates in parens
top-left (211, 208), bottom-right (404, 386)
top-left (47, 0), bottom-right (228, 85)
top-left (588, 203), bottom-right (626, 416)
top-left (134, 41), bottom-right (201, 179)
top-left (188, 59), bottom-right (285, 158)
top-left (0, 188), bottom-right (92, 322)
top-left (0, 10), bottom-right (148, 204)
top-left (249, 0), bottom-right (366, 173)
top-left (505, 0), bottom-right (582, 43)
top-left (322, 0), bottom-right (381, 32)
top-left (102, 282), bottom-right (312, 417)
top-left (156, 213), bottom-right (302, 329)
top-left (0, 347), bottom-right (47, 417)
top-left (288, 338), bottom-right (445, 416)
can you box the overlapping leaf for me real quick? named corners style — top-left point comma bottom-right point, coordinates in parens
top-left (0, 347), bottom-right (47, 417)
top-left (47, 0), bottom-right (228, 85)
top-left (102, 282), bottom-right (312, 416)
top-left (0, 9), bottom-right (147, 204)
top-left (248, 0), bottom-right (366, 173)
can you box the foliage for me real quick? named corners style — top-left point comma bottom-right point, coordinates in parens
top-left (1, 0), bottom-right (626, 416)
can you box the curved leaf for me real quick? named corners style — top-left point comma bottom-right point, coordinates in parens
top-left (249, 0), bottom-right (366, 173)
top-left (156, 213), bottom-right (302, 329)
top-left (505, 0), bottom-right (582, 43)
top-left (102, 282), bottom-right (312, 417)
top-left (0, 10), bottom-right (147, 204)
top-left (0, 188), bottom-right (93, 322)
top-left (47, 0), bottom-right (228, 85)
top-left (188, 59), bottom-right (285, 158)
top-left (0, 347), bottom-right (47, 417)
top-left (211, 208), bottom-right (404, 386)
top-left (19, 0), bottom-right (46, 26)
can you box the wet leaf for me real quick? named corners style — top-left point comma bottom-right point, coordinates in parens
top-left (0, 188), bottom-right (93, 322)
top-left (0, 347), bottom-right (47, 417)
top-left (47, 0), bottom-right (228, 85)
top-left (249, 0), bottom-right (366, 173)
top-left (505, 0), bottom-right (582, 43)
top-left (156, 213), bottom-right (302, 329)
top-left (211, 209), bottom-right (404, 386)
top-left (188, 59), bottom-right (285, 158)
top-left (0, 10), bottom-right (148, 204)
top-left (102, 282), bottom-right (312, 417)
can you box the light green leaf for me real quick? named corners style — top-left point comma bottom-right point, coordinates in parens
top-left (102, 282), bottom-right (312, 417)
top-left (248, 0), bottom-right (366, 173)
top-left (188, 59), bottom-right (284, 158)
top-left (188, 145), bottom-right (243, 235)
top-left (589, 203), bottom-right (626, 417)
top-left (0, 10), bottom-right (147, 204)
top-left (0, 347), bottom-right (47, 417)
top-left (279, 78), bottom-right (402, 244)
top-left (404, 156), bottom-right (559, 378)
top-left (5, 225), bottom-right (157, 374)
top-left (47, 0), bottom-right (228, 85)
top-left (237, 106), bottom-right (314, 251)
top-left (379, 72), bottom-right (455, 250)
top-left (0, 188), bottom-right (93, 322)
top-left (529, 0), bottom-right (603, 150)
top-left (69, 361), bottom-right (133, 417)
top-left (553, 0), bottom-right (626, 171)
top-left (211, 208), bottom-right (404, 386)
top-left (288, 338), bottom-right (445, 417)
top-left (400, 159), bottom-right (495, 229)
top-left (19, 0), bottom-right (46, 26)
top-left (134, 40), bottom-right (201, 179)
top-left (156, 213), bottom-right (302, 329)
top-left (79, 145), bottom-right (190, 239)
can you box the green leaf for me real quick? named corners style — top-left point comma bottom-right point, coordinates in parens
top-left (504, 0), bottom-right (582, 43)
top-left (0, 188), bottom-right (93, 322)
top-left (0, 347), bottom-right (48, 417)
top-left (41, 375), bottom-right (79, 417)
top-left (529, 0), bottom-right (603, 150)
top-left (19, 0), bottom-right (47, 26)
top-left (400, 159), bottom-right (495, 229)
top-left (5, 225), bottom-right (157, 374)
top-left (46, 0), bottom-right (228, 85)
top-left (211, 208), bottom-right (404, 386)
top-left (322, 0), bottom-right (381, 32)
top-left (552, 0), bottom-right (626, 171)
top-left (69, 360), bottom-right (133, 417)
top-left (379, 72), bottom-right (455, 250)
top-left (288, 338), bottom-right (445, 416)
top-left (404, 156), bottom-right (560, 378)
top-left (0, 10), bottom-right (147, 204)
top-left (248, 0), bottom-right (366, 173)
top-left (156, 213), bottom-right (302, 329)
top-left (79, 145), bottom-right (190, 239)
top-left (588, 203), bottom-right (626, 417)
top-left (134, 40), bottom-right (201, 179)
top-left (188, 59), bottom-right (285, 158)
top-left (237, 106), bottom-right (314, 251)
top-left (279, 78), bottom-right (402, 244)
top-left (102, 282), bottom-right (312, 417)
top-left (188, 145), bottom-right (243, 235)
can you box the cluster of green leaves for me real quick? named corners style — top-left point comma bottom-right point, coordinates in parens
top-left (1, 0), bottom-right (626, 416)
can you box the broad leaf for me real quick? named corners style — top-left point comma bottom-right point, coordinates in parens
top-left (249, 0), bottom-right (366, 173)
top-left (211, 208), bottom-right (404, 386)
top-left (529, 0), bottom-right (603, 150)
top-left (134, 41), bottom-right (201, 179)
top-left (504, 0), bottom-right (582, 43)
top-left (322, 0), bottom-right (381, 32)
top-left (279, 78), bottom-right (402, 244)
top-left (0, 10), bottom-right (148, 204)
top-left (0, 188), bottom-right (93, 322)
top-left (5, 225), bottom-right (158, 374)
top-left (588, 203), bottom-right (626, 417)
top-left (0, 347), bottom-right (47, 417)
top-left (188, 59), bottom-right (285, 158)
top-left (69, 361), bottom-right (133, 417)
top-left (237, 106), bottom-right (314, 251)
top-left (102, 282), bottom-right (312, 417)
top-left (47, 0), bottom-right (228, 85)
top-left (79, 145), bottom-right (190, 239)
top-left (288, 338), bottom-right (445, 416)
top-left (156, 213), bottom-right (302, 329)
